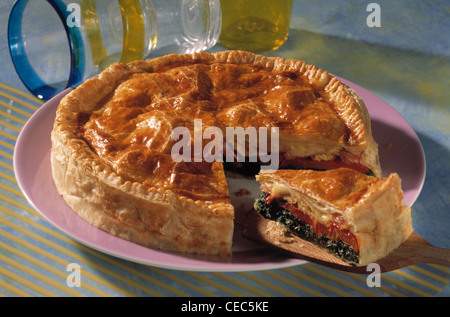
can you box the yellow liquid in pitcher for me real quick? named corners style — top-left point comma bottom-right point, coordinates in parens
top-left (118, 0), bottom-right (146, 63)
top-left (219, 0), bottom-right (293, 52)
top-left (81, 0), bottom-right (146, 71)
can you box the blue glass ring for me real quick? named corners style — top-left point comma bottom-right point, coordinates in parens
top-left (8, 0), bottom-right (86, 100)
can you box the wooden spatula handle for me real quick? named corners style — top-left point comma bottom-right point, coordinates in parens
top-left (405, 234), bottom-right (450, 267)
top-left (422, 246), bottom-right (450, 266)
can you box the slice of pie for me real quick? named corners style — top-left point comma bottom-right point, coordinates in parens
top-left (51, 50), bottom-right (381, 256)
top-left (255, 168), bottom-right (413, 265)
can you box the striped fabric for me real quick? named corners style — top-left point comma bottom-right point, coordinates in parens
top-left (0, 83), bottom-right (448, 297)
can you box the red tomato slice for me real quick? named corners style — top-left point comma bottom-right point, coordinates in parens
top-left (272, 198), bottom-right (359, 252)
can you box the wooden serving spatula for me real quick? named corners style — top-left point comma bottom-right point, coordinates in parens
top-left (241, 208), bottom-right (450, 274)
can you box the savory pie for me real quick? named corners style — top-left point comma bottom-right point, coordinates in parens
top-left (255, 168), bottom-right (413, 265)
top-left (51, 50), bottom-right (381, 256)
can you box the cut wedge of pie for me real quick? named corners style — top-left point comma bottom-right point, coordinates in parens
top-left (51, 50), bottom-right (381, 256)
top-left (255, 168), bottom-right (413, 265)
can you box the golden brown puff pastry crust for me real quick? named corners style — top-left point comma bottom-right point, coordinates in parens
top-left (51, 51), bottom-right (381, 256)
top-left (256, 168), bottom-right (413, 265)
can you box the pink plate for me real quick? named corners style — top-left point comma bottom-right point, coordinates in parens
top-left (14, 79), bottom-right (425, 272)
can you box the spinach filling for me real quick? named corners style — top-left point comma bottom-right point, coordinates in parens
top-left (254, 192), bottom-right (359, 264)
